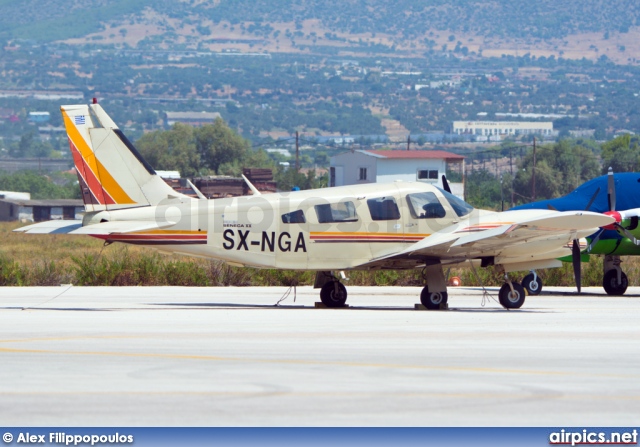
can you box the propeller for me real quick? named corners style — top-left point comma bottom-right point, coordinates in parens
top-left (602, 167), bottom-right (640, 245)
top-left (572, 239), bottom-right (582, 293)
top-left (441, 175), bottom-right (452, 194)
top-left (584, 186), bottom-right (601, 213)
top-left (607, 167), bottom-right (616, 212)
top-left (570, 184), bottom-right (602, 293)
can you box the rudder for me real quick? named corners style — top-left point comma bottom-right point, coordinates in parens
top-left (62, 102), bottom-right (187, 212)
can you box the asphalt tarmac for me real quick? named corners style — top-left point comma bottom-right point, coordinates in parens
top-left (1, 285), bottom-right (639, 426)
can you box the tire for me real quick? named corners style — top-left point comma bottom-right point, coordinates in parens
top-left (498, 283), bottom-right (526, 309)
top-left (420, 286), bottom-right (448, 310)
top-left (521, 273), bottom-right (542, 296)
top-left (602, 270), bottom-right (628, 296)
top-left (320, 282), bottom-right (348, 307)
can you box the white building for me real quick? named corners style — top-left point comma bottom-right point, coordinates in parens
top-left (451, 121), bottom-right (554, 138)
top-left (330, 150), bottom-right (465, 198)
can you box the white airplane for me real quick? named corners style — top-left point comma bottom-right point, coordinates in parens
top-left (15, 102), bottom-right (616, 310)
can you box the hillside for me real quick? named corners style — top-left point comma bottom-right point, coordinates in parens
top-left (2, 0), bottom-right (640, 63)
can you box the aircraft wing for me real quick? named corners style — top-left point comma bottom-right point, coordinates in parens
top-left (14, 220), bottom-right (175, 235)
top-left (361, 211), bottom-right (614, 268)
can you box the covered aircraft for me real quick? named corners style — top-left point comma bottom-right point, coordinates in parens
top-left (15, 102), bottom-right (616, 309)
top-left (512, 170), bottom-right (640, 295)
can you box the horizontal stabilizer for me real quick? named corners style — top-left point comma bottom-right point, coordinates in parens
top-left (14, 220), bottom-right (83, 234)
top-left (14, 220), bottom-right (175, 236)
top-left (68, 220), bottom-right (176, 235)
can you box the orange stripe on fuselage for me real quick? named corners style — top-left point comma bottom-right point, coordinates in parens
top-left (62, 110), bottom-right (135, 205)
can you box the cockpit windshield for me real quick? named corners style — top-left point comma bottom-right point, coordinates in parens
top-left (435, 187), bottom-right (474, 217)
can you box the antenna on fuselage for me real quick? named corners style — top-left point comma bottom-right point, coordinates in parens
top-left (242, 174), bottom-right (262, 196)
top-left (186, 179), bottom-right (207, 200)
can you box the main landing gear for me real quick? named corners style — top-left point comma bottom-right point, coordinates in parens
top-left (320, 281), bottom-right (348, 307)
top-left (420, 286), bottom-right (448, 310)
top-left (498, 279), bottom-right (526, 309)
top-left (603, 255), bottom-right (628, 295)
top-left (315, 271), bottom-right (348, 308)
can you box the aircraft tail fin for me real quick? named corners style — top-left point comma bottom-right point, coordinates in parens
top-left (61, 102), bottom-right (190, 212)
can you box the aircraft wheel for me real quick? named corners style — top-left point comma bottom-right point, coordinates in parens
top-left (320, 282), bottom-right (347, 307)
top-left (603, 270), bottom-right (628, 296)
top-left (420, 286), bottom-right (448, 310)
top-left (498, 283), bottom-right (526, 309)
top-left (521, 273), bottom-right (542, 295)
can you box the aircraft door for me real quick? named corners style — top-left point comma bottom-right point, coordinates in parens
top-left (306, 198), bottom-right (372, 269)
top-left (364, 195), bottom-right (406, 259)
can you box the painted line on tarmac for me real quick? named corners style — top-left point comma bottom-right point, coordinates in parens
top-left (1, 346), bottom-right (638, 379)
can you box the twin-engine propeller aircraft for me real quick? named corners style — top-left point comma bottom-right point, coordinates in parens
top-left (15, 102), bottom-right (615, 309)
top-left (513, 169), bottom-right (640, 295)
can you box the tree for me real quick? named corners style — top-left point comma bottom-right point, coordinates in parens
top-left (135, 123), bottom-right (201, 177)
top-left (512, 140), bottom-right (601, 204)
top-left (601, 134), bottom-right (640, 173)
top-left (0, 171), bottom-right (80, 199)
top-left (195, 119), bottom-right (250, 174)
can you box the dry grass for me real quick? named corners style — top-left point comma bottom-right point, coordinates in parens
top-left (1, 222), bottom-right (638, 288)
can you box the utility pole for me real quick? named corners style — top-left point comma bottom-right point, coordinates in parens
top-left (532, 137), bottom-right (537, 201)
top-left (510, 148), bottom-right (514, 207)
top-left (509, 148), bottom-right (513, 177)
top-left (295, 131), bottom-right (300, 172)
top-left (407, 135), bottom-right (411, 151)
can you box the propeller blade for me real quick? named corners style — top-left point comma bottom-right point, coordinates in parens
top-left (607, 167), bottom-right (616, 211)
top-left (441, 175), bottom-right (452, 194)
top-left (572, 239), bottom-right (582, 294)
top-left (587, 228), bottom-right (604, 252)
top-left (615, 223), bottom-right (640, 246)
top-left (584, 186), bottom-right (601, 212)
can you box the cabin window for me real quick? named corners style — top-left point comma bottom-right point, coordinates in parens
top-left (281, 210), bottom-right (306, 224)
top-left (437, 187), bottom-right (474, 217)
top-left (359, 167), bottom-right (368, 181)
top-left (315, 201), bottom-right (358, 223)
top-left (417, 169), bottom-right (438, 180)
top-left (367, 197), bottom-right (400, 221)
top-left (406, 192), bottom-right (446, 219)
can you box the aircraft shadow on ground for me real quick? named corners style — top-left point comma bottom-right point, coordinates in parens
top-left (157, 302), bottom-right (546, 313)
top-left (462, 286), bottom-right (640, 298)
top-left (1, 306), bottom-right (112, 311)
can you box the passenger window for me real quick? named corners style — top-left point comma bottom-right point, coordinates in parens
top-left (315, 201), bottom-right (358, 223)
top-left (367, 197), bottom-right (400, 221)
top-left (406, 192), bottom-right (447, 219)
top-left (281, 210), bottom-right (306, 224)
